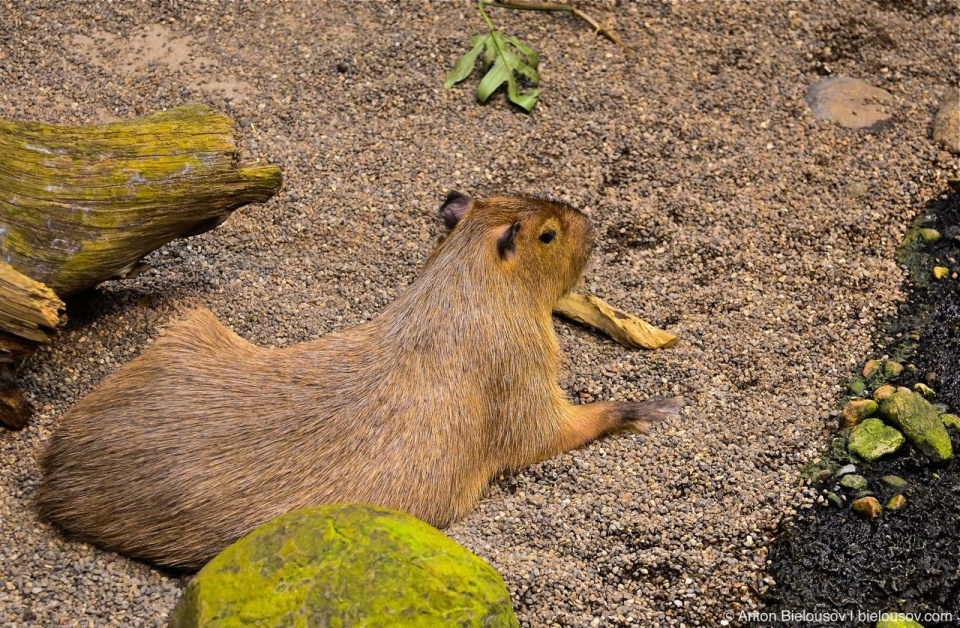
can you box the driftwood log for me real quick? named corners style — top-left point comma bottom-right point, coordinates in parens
top-left (0, 106), bottom-right (282, 429)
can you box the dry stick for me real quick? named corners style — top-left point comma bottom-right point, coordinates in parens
top-left (555, 292), bottom-right (678, 350)
top-left (482, 0), bottom-right (625, 48)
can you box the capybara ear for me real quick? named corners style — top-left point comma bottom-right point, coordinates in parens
top-left (439, 190), bottom-right (471, 229)
top-left (496, 221), bottom-right (521, 259)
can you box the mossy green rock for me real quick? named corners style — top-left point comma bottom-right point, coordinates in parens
top-left (882, 360), bottom-right (904, 379)
top-left (912, 382), bottom-right (935, 398)
top-left (942, 413), bottom-right (960, 430)
top-left (848, 377), bottom-right (867, 396)
top-left (839, 474), bottom-right (868, 490)
top-left (886, 494), bottom-right (907, 511)
top-left (880, 475), bottom-right (908, 492)
top-left (169, 504), bottom-right (518, 628)
top-left (880, 388), bottom-right (953, 462)
top-left (848, 418), bottom-right (905, 462)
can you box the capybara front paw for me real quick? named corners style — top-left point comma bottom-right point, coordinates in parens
top-left (620, 396), bottom-right (684, 433)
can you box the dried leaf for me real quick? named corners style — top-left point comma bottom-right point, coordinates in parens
top-left (554, 292), bottom-right (678, 350)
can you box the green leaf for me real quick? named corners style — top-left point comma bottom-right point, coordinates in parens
top-left (506, 80), bottom-right (540, 112)
top-left (504, 35), bottom-right (539, 69)
top-left (482, 32), bottom-right (501, 70)
top-left (476, 58), bottom-right (511, 103)
top-left (512, 59), bottom-right (540, 85)
top-left (443, 36), bottom-right (488, 89)
top-left (444, 19), bottom-right (543, 111)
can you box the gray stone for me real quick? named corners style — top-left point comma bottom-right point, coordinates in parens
top-left (933, 87), bottom-right (960, 154)
top-left (835, 463), bottom-right (858, 477)
top-left (805, 76), bottom-right (894, 129)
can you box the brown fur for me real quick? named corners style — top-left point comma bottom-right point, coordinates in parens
top-left (37, 193), bottom-right (682, 571)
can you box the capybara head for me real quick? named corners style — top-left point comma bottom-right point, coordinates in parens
top-left (434, 191), bottom-right (595, 306)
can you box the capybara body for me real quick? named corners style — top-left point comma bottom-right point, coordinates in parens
top-left (38, 192), bottom-right (681, 570)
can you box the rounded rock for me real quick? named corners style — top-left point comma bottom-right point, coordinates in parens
top-left (847, 418), bottom-right (905, 462)
top-left (169, 504), bottom-right (518, 627)
top-left (839, 474), bottom-right (868, 491)
top-left (912, 382), bottom-right (935, 398)
top-left (879, 475), bottom-right (908, 492)
top-left (882, 360), bottom-right (904, 380)
top-left (805, 76), bottom-right (895, 130)
top-left (851, 496), bottom-right (882, 519)
top-left (839, 399), bottom-right (878, 429)
top-left (932, 87), bottom-right (960, 154)
top-left (885, 494), bottom-right (906, 512)
top-left (873, 385), bottom-right (897, 403)
top-left (879, 388), bottom-right (953, 462)
top-left (942, 413), bottom-right (960, 430)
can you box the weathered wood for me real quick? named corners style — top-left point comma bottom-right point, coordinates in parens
top-left (555, 292), bottom-right (677, 350)
top-left (0, 106), bottom-right (281, 428)
top-left (0, 259), bottom-right (65, 430)
top-left (0, 105), bottom-right (282, 296)
top-left (0, 261), bottom-right (65, 363)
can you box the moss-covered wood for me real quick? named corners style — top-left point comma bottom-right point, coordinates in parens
top-left (0, 105), bottom-right (281, 429)
top-left (0, 105), bottom-right (282, 296)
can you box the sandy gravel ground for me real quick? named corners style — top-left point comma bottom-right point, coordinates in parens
top-left (1, 1), bottom-right (957, 625)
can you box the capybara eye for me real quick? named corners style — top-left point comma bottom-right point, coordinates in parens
top-left (539, 230), bottom-right (556, 244)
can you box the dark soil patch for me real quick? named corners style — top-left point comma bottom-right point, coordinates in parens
top-left (765, 187), bottom-right (960, 627)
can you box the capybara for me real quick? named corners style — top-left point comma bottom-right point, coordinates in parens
top-left (38, 191), bottom-right (682, 570)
